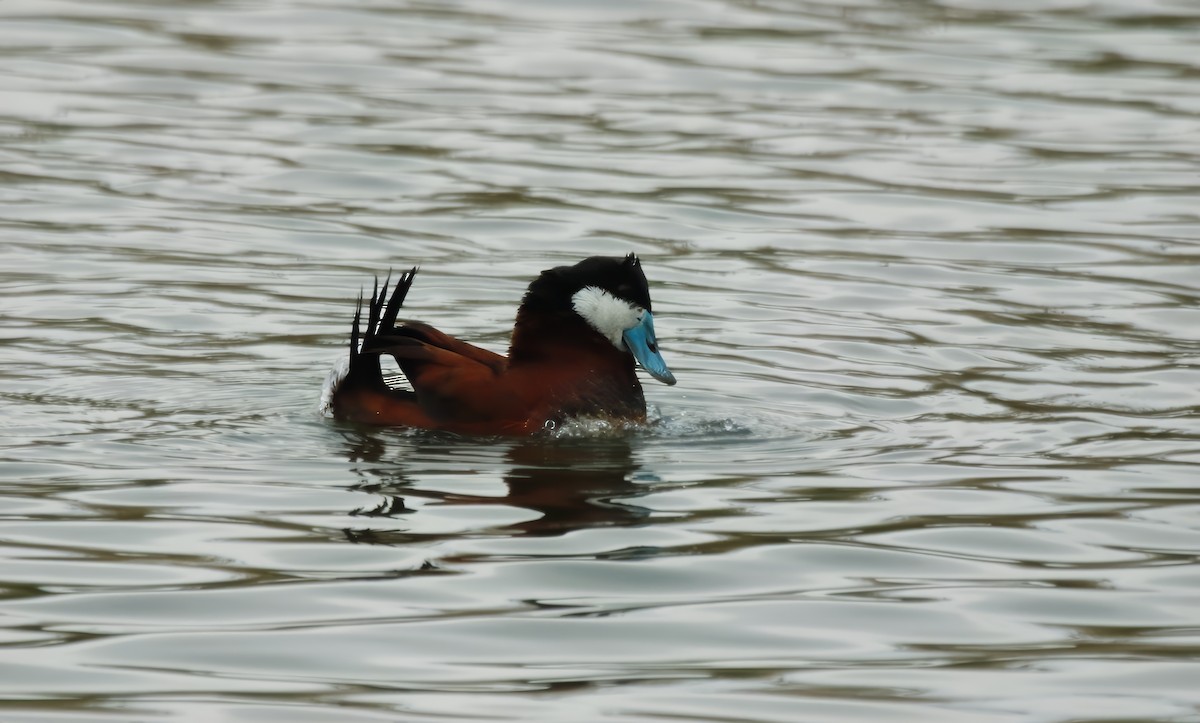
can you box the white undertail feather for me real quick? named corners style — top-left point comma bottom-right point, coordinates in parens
top-left (318, 354), bottom-right (351, 417)
top-left (571, 286), bottom-right (643, 348)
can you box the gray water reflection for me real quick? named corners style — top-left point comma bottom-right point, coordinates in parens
top-left (3, 0), bottom-right (1200, 720)
top-left (341, 434), bottom-right (655, 541)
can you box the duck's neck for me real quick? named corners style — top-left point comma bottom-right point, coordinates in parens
top-left (508, 307), bottom-right (620, 366)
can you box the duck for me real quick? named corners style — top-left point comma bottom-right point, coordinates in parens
top-left (328, 254), bottom-right (676, 435)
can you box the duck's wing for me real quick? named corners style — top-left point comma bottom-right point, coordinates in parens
top-left (388, 321), bottom-right (505, 373)
top-left (364, 325), bottom-right (510, 426)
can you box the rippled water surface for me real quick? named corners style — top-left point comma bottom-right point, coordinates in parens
top-left (3, 1), bottom-right (1200, 720)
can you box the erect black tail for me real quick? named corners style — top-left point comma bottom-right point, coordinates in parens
top-left (345, 267), bottom-right (419, 387)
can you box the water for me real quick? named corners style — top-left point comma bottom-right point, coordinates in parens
top-left (2, 0), bottom-right (1199, 720)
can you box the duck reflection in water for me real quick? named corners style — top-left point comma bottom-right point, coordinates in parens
top-left (340, 430), bottom-right (650, 542)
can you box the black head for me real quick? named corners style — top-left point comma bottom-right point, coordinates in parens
top-left (520, 253), bottom-right (652, 316)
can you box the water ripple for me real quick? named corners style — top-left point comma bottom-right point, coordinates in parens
top-left (3, 0), bottom-right (1200, 720)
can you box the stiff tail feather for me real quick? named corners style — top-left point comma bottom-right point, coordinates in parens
top-left (327, 267), bottom-right (419, 420)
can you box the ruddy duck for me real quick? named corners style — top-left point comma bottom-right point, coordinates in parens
top-left (329, 254), bottom-right (675, 435)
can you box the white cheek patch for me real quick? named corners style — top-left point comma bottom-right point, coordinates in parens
top-left (572, 286), bottom-right (643, 349)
